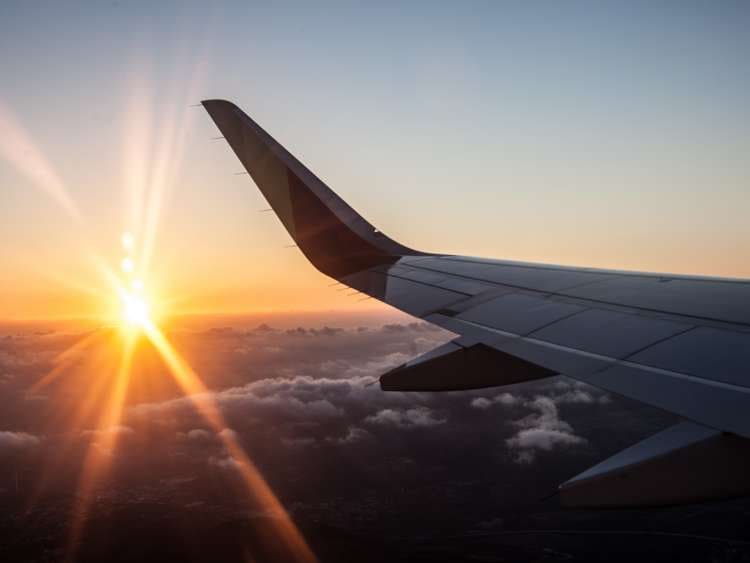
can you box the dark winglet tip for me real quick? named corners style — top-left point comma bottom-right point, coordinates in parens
top-left (201, 98), bottom-right (236, 107)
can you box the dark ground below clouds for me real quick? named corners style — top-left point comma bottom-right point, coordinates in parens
top-left (2, 491), bottom-right (750, 563)
top-left (0, 314), bottom-right (749, 562)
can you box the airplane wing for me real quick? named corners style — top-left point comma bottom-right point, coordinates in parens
top-left (202, 99), bottom-right (750, 507)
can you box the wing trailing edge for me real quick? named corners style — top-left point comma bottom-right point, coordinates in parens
top-left (380, 337), bottom-right (554, 391)
top-left (560, 421), bottom-right (750, 507)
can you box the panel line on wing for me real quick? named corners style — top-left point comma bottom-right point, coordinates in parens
top-left (375, 269), bottom-right (475, 298)
top-left (442, 255), bottom-right (750, 286)
top-left (451, 316), bottom-right (750, 394)
top-left (404, 261), bottom-right (750, 331)
top-left (613, 325), bottom-right (697, 365)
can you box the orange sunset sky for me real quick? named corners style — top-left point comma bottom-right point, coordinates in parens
top-left (1, 2), bottom-right (748, 323)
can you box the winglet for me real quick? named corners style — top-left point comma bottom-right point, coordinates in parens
top-left (201, 100), bottom-right (423, 279)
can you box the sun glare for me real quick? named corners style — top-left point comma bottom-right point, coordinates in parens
top-left (122, 292), bottom-right (150, 327)
top-left (12, 81), bottom-right (318, 561)
top-left (121, 231), bottom-right (135, 251)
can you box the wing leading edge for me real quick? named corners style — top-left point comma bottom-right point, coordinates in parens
top-left (202, 99), bottom-right (750, 507)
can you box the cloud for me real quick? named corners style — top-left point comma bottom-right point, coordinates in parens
top-left (122, 326), bottom-right (606, 473)
top-left (381, 322), bottom-right (441, 334)
top-left (554, 388), bottom-right (611, 405)
top-left (546, 379), bottom-right (611, 405)
top-left (470, 392), bottom-right (521, 409)
top-left (177, 428), bottom-right (212, 442)
top-left (505, 397), bottom-right (587, 464)
top-left (508, 427), bottom-right (585, 453)
top-left (129, 370), bottom-right (428, 431)
top-left (495, 393), bottom-right (521, 406)
top-left (328, 426), bottom-right (371, 445)
top-left (79, 426), bottom-right (134, 456)
top-left (0, 430), bottom-right (40, 450)
top-left (471, 380), bottom-right (610, 411)
top-left (218, 428), bottom-right (237, 441)
top-left (365, 407), bottom-right (445, 428)
top-left (309, 327), bottom-right (344, 337)
top-left (189, 428), bottom-right (211, 440)
top-left (470, 397), bottom-right (492, 409)
top-left (208, 455), bottom-right (242, 471)
top-left (469, 386), bottom-right (594, 465)
top-left (125, 325), bottom-right (602, 472)
top-left (0, 316), bottom-right (670, 539)
top-left (132, 379), bottom-right (348, 422)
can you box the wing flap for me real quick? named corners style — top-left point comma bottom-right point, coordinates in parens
top-left (560, 421), bottom-right (750, 507)
top-left (380, 338), bottom-right (554, 392)
top-left (584, 363), bottom-right (750, 438)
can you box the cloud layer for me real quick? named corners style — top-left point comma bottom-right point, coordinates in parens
top-left (0, 317), bottom-right (675, 532)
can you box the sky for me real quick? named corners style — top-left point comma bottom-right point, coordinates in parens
top-left (0, 1), bottom-right (749, 320)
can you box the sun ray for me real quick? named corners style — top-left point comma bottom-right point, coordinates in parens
top-left (0, 100), bottom-right (81, 221)
top-left (24, 329), bottom-right (121, 514)
top-left (143, 321), bottom-right (317, 563)
top-left (139, 56), bottom-right (206, 275)
top-left (62, 333), bottom-right (126, 433)
top-left (122, 71), bottom-right (152, 242)
top-left (27, 330), bottom-right (106, 394)
top-left (25, 262), bottom-right (111, 303)
top-left (65, 332), bottom-right (137, 560)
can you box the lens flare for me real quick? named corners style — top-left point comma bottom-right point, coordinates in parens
top-left (16, 54), bottom-right (317, 563)
top-left (122, 293), bottom-right (149, 327)
top-left (120, 257), bottom-right (134, 274)
top-left (121, 231), bottom-right (135, 252)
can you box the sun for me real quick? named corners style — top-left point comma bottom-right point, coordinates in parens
top-left (121, 292), bottom-right (150, 328)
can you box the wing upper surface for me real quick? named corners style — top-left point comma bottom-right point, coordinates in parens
top-left (339, 257), bottom-right (750, 437)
